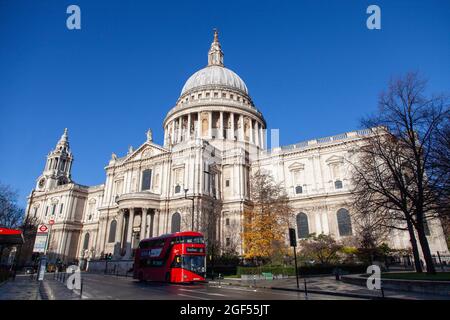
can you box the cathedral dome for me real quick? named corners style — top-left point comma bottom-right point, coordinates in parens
top-left (181, 65), bottom-right (248, 95)
top-left (179, 30), bottom-right (248, 97)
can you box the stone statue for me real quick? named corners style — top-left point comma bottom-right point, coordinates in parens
top-left (128, 145), bottom-right (134, 154)
top-left (111, 152), bottom-right (117, 160)
top-left (146, 129), bottom-right (153, 142)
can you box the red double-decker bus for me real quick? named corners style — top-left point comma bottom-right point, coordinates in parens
top-left (133, 231), bottom-right (206, 283)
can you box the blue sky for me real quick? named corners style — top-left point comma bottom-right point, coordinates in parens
top-left (1, 0), bottom-right (449, 207)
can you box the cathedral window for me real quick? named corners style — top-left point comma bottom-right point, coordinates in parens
top-left (33, 207), bottom-right (38, 217)
top-left (230, 94), bottom-right (234, 100)
top-left (59, 203), bottom-right (64, 215)
top-left (174, 184), bottom-right (181, 194)
top-left (226, 238), bottom-right (231, 246)
top-left (198, 93), bottom-right (202, 99)
top-left (45, 206), bottom-right (48, 216)
top-left (296, 212), bottom-right (309, 239)
top-left (222, 93), bottom-right (226, 98)
top-left (225, 179), bottom-right (230, 187)
top-left (83, 233), bottom-right (90, 250)
top-left (51, 204), bottom-right (56, 216)
top-left (171, 212), bottom-right (181, 233)
top-left (206, 92), bottom-right (210, 98)
top-left (337, 208), bottom-right (352, 236)
top-left (295, 185), bottom-right (303, 194)
top-left (334, 180), bottom-right (343, 189)
top-left (225, 218), bottom-right (230, 226)
top-left (214, 92), bottom-right (218, 98)
top-left (141, 169), bottom-right (152, 191)
top-left (108, 220), bottom-right (117, 243)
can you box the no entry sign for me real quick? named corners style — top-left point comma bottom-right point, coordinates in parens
top-left (38, 224), bottom-right (49, 233)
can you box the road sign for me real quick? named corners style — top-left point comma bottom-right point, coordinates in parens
top-left (32, 233), bottom-right (48, 253)
top-left (37, 224), bottom-right (49, 233)
top-left (49, 219), bottom-right (55, 225)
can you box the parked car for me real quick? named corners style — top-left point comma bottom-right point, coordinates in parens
top-left (24, 267), bottom-right (35, 274)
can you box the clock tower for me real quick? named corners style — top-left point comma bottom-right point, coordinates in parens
top-left (36, 128), bottom-right (73, 191)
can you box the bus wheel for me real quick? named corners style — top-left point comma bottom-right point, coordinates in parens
top-left (165, 272), bottom-right (171, 283)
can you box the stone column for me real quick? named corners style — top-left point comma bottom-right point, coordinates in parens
top-left (116, 209), bottom-right (124, 252)
top-left (126, 208), bottom-right (135, 257)
top-left (208, 111), bottom-right (213, 138)
top-left (259, 124), bottom-right (264, 149)
top-left (178, 117), bottom-right (182, 142)
top-left (149, 210), bottom-right (155, 238)
top-left (230, 113), bottom-right (235, 140)
top-left (140, 208), bottom-right (147, 241)
top-left (250, 119), bottom-right (254, 143)
top-left (171, 121), bottom-right (175, 144)
top-left (219, 111), bottom-right (224, 139)
top-left (239, 114), bottom-right (244, 141)
top-left (255, 122), bottom-right (260, 147)
top-left (187, 113), bottom-right (191, 140)
top-left (197, 112), bottom-right (201, 138)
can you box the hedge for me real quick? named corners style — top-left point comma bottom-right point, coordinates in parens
top-left (237, 266), bottom-right (296, 276)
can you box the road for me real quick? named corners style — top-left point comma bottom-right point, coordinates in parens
top-left (72, 273), bottom-right (358, 300)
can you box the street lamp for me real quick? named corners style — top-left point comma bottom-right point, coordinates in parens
top-left (184, 188), bottom-right (195, 231)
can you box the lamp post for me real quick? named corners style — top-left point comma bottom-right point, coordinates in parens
top-left (184, 189), bottom-right (195, 231)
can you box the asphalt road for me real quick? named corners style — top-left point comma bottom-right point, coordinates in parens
top-left (75, 273), bottom-right (358, 300)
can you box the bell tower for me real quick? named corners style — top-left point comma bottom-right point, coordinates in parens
top-left (36, 128), bottom-right (73, 191)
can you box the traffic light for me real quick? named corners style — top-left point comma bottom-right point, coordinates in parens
top-left (289, 228), bottom-right (297, 247)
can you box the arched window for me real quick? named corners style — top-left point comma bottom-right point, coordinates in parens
top-left (296, 212), bottom-right (309, 239)
top-left (337, 208), bottom-right (352, 236)
top-left (335, 180), bottom-right (343, 189)
top-left (171, 212), bottom-right (181, 233)
top-left (108, 220), bottom-right (117, 243)
top-left (174, 185), bottom-right (181, 194)
top-left (141, 169), bottom-right (152, 191)
top-left (295, 186), bottom-right (303, 194)
top-left (83, 233), bottom-right (90, 250)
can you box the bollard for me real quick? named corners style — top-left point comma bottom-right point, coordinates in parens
top-left (218, 273), bottom-right (222, 287)
top-left (79, 279), bottom-right (83, 299)
top-left (304, 278), bottom-right (308, 298)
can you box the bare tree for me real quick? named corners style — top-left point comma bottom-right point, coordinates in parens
top-left (0, 182), bottom-right (24, 229)
top-left (350, 72), bottom-right (449, 274)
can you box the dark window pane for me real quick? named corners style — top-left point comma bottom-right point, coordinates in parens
top-left (171, 212), bottom-right (181, 233)
top-left (296, 212), bottom-right (309, 238)
top-left (295, 186), bottom-right (303, 194)
top-left (83, 233), bottom-right (90, 250)
top-left (337, 208), bottom-right (352, 236)
top-left (141, 169), bottom-right (152, 191)
top-left (335, 180), bottom-right (343, 189)
top-left (108, 220), bottom-right (117, 243)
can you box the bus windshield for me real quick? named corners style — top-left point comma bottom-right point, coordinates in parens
top-left (182, 255), bottom-right (205, 275)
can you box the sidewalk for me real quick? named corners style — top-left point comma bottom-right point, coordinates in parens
top-left (40, 274), bottom-right (83, 300)
top-left (210, 275), bottom-right (450, 300)
top-left (0, 275), bottom-right (41, 300)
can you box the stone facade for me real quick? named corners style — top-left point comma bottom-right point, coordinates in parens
top-left (26, 31), bottom-right (449, 265)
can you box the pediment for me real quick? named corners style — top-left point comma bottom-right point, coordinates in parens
top-left (325, 155), bottom-right (344, 164)
top-left (288, 162), bottom-right (305, 171)
top-left (123, 142), bottom-right (168, 163)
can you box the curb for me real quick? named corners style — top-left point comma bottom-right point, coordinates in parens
top-left (208, 280), bottom-right (403, 300)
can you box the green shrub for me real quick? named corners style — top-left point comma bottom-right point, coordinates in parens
top-left (237, 265), bottom-right (296, 276)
